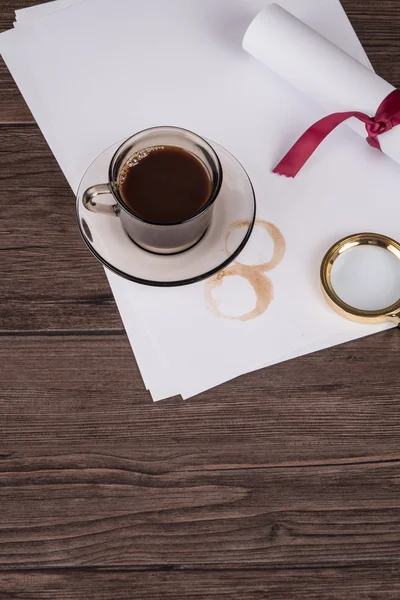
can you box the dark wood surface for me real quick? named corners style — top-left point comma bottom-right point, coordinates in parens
top-left (1, 0), bottom-right (400, 597)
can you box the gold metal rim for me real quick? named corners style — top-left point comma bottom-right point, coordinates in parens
top-left (320, 233), bottom-right (400, 324)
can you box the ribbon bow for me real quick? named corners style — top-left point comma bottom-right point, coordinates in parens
top-left (273, 89), bottom-right (400, 178)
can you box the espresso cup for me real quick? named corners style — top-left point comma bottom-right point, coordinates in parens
top-left (83, 126), bottom-right (223, 254)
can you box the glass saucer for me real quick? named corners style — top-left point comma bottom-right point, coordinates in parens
top-left (76, 139), bottom-right (256, 287)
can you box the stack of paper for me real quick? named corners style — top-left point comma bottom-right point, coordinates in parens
top-left (2, 0), bottom-right (399, 401)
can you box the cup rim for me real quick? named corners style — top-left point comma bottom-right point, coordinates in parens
top-left (108, 126), bottom-right (223, 227)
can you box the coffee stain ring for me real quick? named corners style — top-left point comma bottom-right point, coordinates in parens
top-left (205, 219), bottom-right (286, 321)
top-left (225, 220), bottom-right (286, 271)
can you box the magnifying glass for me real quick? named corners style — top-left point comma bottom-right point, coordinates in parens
top-left (321, 233), bottom-right (400, 325)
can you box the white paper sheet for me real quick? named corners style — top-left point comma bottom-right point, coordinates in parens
top-left (14, 0), bottom-right (382, 403)
top-left (243, 4), bottom-right (399, 163)
top-left (2, 0), bottom-right (398, 400)
top-left (11, 0), bottom-right (380, 401)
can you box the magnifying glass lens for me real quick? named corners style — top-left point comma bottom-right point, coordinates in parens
top-left (321, 233), bottom-right (400, 325)
top-left (331, 244), bottom-right (400, 312)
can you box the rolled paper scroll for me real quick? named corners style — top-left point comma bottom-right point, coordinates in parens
top-left (243, 4), bottom-right (400, 176)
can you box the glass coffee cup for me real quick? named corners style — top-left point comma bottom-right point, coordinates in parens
top-left (83, 126), bottom-right (223, 254)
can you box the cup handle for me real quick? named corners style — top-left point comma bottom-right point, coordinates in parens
top-left (83, 184), bottom-right (119, 216)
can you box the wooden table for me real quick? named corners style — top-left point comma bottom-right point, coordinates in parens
top-left (1, 1), bottom-right (400, 597)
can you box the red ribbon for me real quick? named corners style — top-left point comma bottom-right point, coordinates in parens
top-left (273, 89), bottom-right (400, 178)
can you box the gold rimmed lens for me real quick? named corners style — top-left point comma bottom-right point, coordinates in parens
top-left (320, 233), bottom-right (400, 325)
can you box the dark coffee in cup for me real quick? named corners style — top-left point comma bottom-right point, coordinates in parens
top-left (119, 146), bottom-right (212, 224)
top-left (82, 126), bottom-right (223, 255)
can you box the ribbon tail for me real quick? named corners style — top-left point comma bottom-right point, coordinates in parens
top-left (273, 111), bottom-right (370, 178)
top-left (366, 135), bottom-right (382, 150)
top-left (375, 89), bottom-right (400, 126)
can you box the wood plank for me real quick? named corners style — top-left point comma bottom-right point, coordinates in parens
top-left (0, 65), bottom-right (32, 123)
top-left (0, 0), bottom-right (399, 592)
top-left (0, 447), bottom-right (400, 566)
top-left (1, 567), bottom-right (400, 599)
top-left (0, 0), bottom-right (42, 31)
top-left (0, 0), bottom-right (44, 122)
top-left (1, 333), bottom-right (400, 464)
top-left (341, 0), bottom-right (400, 88)
top-left (0, 127), bottom-right (120, 332)
top-left (1, 1), bottom-right (400, 122)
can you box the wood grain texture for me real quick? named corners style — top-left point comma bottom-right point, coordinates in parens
top-left (0, 448), bottom-right (400, 567)
top-left (1, 0), bottom-right (400, 596)
top-left (0, 66), bottom-right (32, 123)
top-left (1, 568), bottom-right (400, 599)
top-left (0, 333), bottom-right (399, 567)
top-left (341, 0), bottom-right (400, 88)
top-left (0, 127), bottom-right (120, 332)
top-left (0, 0), bottom-right (35, 30)
top-left (1, 333), bottom-right (400, 463)
top-left (0, 0), bottom-right (36, 122)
